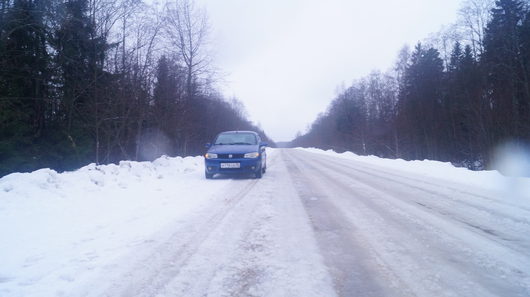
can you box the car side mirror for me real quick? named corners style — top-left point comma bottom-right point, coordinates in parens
top-left (260, 142), bottom-right (268, 147)
top-left (205, 143), bottom-right (211, 149)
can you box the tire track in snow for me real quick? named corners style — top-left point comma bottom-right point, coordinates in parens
top-left (311, 151), bottom-right (530, 218)
top-left (283, 150), bottom-right (413, 297)
top-left (99, 151), bottom-right (335, 297)
top-left (156, 151), bottom-right (335, 297)
top-left (304, 151), bottom-right (530, 255)
top-left (285, 149), bottom-right (530, 297)
top-left (100, 179), bottom-right (259, 297)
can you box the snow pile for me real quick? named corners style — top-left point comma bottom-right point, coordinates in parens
top-left (297, 147), bottom-right (530, 202)
top-left (0, 155), bottom-right (228, 297)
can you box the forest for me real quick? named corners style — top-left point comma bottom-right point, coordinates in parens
top-left (2, 0), bottom-right (529, 177)
top-left (0, 0), bottom-right (272, 176)
top-left (291, 0), bottom-right (530, 170)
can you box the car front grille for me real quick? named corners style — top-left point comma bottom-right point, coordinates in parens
top-left (218, 153), bottom-right (245, 159)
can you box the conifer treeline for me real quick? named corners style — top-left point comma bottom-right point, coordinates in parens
top-left (292, 0), bottom-right (530, 169)
top-left (0, 0), bottom-right (272, 176)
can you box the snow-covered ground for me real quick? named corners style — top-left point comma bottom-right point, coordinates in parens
top-left (287, 149), bottom-right (530, 296)
top-left (298, 147), bottom-right (530, 203)
top-left (1, 148), bottom-right (529, 296)
top-left (0, 155), bottom-right (233, 296)
top-left (0, 150), bottom-right (334, 297)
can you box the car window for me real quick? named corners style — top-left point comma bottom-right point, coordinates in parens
top-left (214, 133), bottom-right (257, 145)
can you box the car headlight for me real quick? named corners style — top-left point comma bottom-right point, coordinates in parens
top-left (244, 152), bottom-right (260, 158)
top-left (205, 153), bottom-right (218, 159)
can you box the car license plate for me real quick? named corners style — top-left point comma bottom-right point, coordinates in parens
top-left (221, 163), bottom-right (240, 169)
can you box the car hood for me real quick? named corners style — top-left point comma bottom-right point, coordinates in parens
top-left (208, 144), bottom-right (259, 154)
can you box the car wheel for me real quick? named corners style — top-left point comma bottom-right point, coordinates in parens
top-left (255, 168), bottom-right (263, 179)
top-left (205, 172), bottom-right (213, 179)
top-left (262, 164), bottom-right (266, 173)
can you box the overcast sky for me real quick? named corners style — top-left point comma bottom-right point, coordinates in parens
top-left (196, 0), bottom-right (464, 142)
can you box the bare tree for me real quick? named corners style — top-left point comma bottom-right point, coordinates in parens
top-left (164, 0), bottom-right (211, 99)
top-left (425, 24), bottom-right (462, 69)
top-left (393, 45), bottom-right (410, 90)
top-left (458, 0), bottom-right (495, 56)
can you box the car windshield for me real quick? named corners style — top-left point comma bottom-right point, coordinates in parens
top-left (214, 133), bottom-right (257, 145)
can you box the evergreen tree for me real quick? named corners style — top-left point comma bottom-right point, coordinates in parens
top-left (51, 0), bottom-right (106, 168)
top-left (519, 6), bottom-right (530, 139)
top-left (448, 41), bottom-right (463, 73)
top-left (0, 0), bottom-right (51, 174)
top-left (291, 0), bottom-right (529, 169)
top-left (397, 43), bottom-right (445, 160)
top-left (151, 55), bottom-right (182, 157)
top-left (483, 0), bottom-right (528, 143)
top-left (444, 42), bottom-right (487, 164)
top-left (332, 86), bottom-right (368, 153)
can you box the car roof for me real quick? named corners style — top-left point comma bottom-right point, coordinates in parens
top-left (219, 131), bottom-right (258, 135)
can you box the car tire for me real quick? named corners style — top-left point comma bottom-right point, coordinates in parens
top-left (205, 172), bottom-right (213, 179)
top-left (255, 168), bottom-right (262, 179)
top-left (262, 164), bottom-right (266, 173)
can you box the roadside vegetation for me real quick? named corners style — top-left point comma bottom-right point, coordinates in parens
top-left (0, 0), bottom-right (272, 176)
top-left (292, 0), bottom-right (530, 170)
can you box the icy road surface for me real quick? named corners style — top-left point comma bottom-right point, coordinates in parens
top-left (1, 148), bottom-right (530, 296)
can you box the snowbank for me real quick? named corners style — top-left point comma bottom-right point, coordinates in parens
top-left (0, 155), bottom-right (229, 297)
top-left (297, 147), bottom-right (530, 202)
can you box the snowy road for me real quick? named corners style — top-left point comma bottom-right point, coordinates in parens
top-left (101, 149), bottom-right (530, 297)
top-left (94, 150), bottom-right (336, 297)
top-left (283, 149), bottom-right (530, 297)
top-left (2, 148), bottom-right (530, 296)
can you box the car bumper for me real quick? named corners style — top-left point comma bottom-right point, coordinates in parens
top-left (205, 158), bottom-right (262, 175)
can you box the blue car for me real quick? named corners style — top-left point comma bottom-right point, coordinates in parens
top-left (204, 131), bottom-right (268, 179)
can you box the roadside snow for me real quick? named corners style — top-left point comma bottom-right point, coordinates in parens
top-left (0, 149), bottom-right (337, 297)
top-left (0, 155), bottom-right (230, 297)
top-left (3, 147), bottom-right (529, 296)
top-left (296, 147), bottom-right (530, 203)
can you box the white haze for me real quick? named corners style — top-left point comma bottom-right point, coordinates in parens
top-left (198, 0), bottom-right (464, 141)
top-left (491, 142), bottom-right (530, 177)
